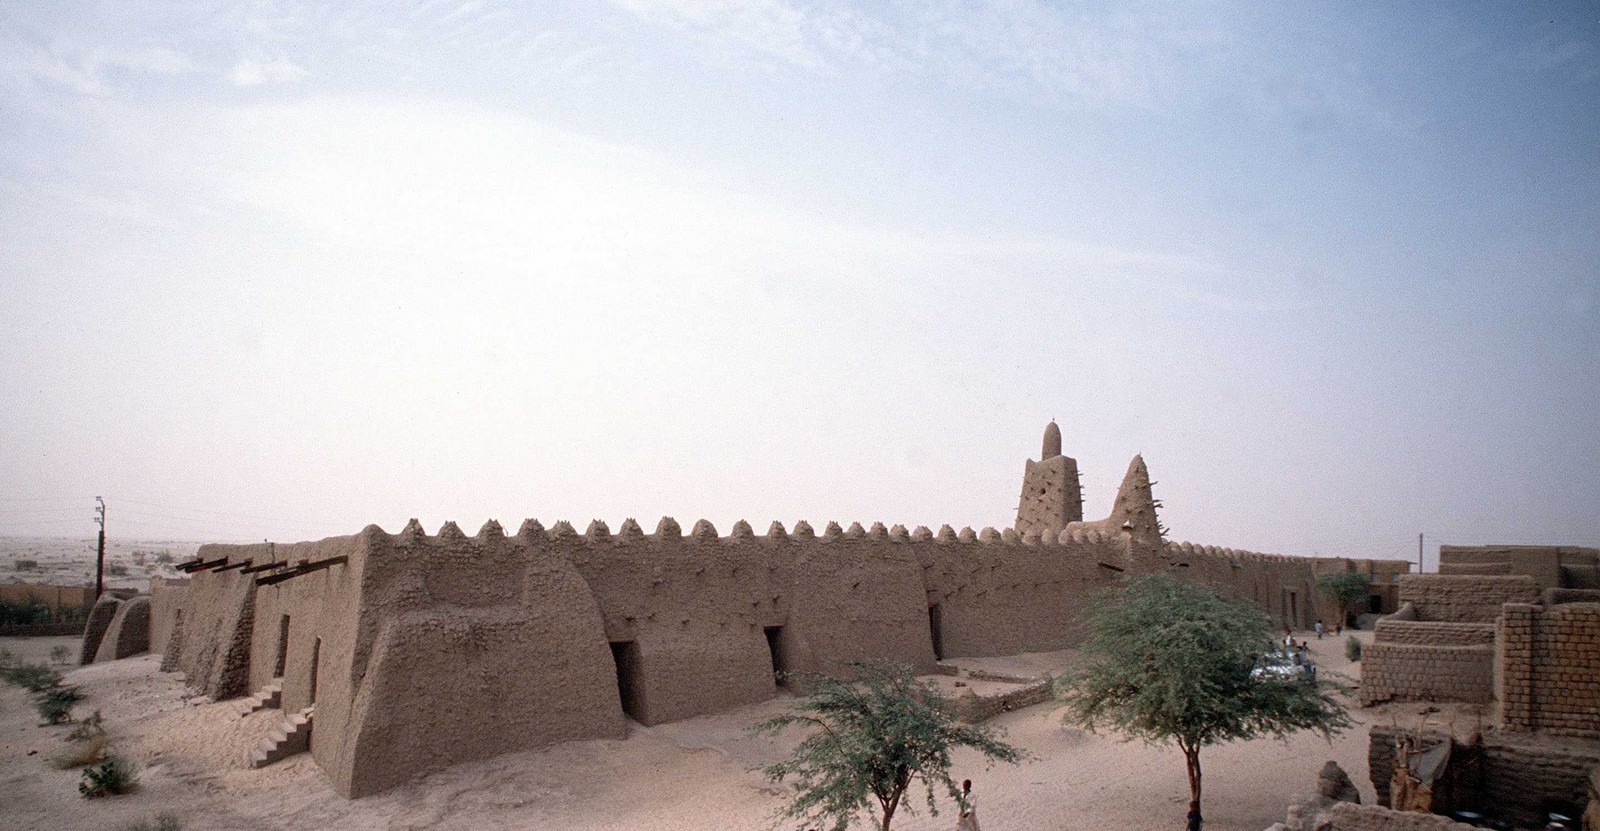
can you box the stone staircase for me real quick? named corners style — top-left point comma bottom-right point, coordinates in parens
top-left (235, 679), bottom-right (283, 718)
top-left (247, 706), bottom-right (313, 769)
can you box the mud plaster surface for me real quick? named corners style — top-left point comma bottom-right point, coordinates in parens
top-left (1, 631), bottom-right (1389, 831)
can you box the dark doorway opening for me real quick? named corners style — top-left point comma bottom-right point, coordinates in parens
top-left (1369, 593), bottom-right (1383, 614)
top-left (274, 615), bottom-right (290, 678)
top-left (763, 626), bottom-right (786, 684)
top-left (610, 641), bottom-right (643, 722)
top-left (1288, 591), bottom-right (1298, 626)
top-left (309, 637), bottom-right (321, 705)
top-left (928, 605), bottom-right (944, 660)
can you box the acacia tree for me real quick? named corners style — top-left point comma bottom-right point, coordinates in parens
top-left (753, 661), bottom-right (1023, 831)
top-left (1058, 574), bottom-right (1350, 827)
top-left (1317, 571), bottom-right (1374, 627)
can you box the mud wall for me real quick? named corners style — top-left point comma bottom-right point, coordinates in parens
top-left (1439, 545), bottom-right (1600, 592)
top-left (148, 577), bottom-right (187, 655)
top-left (170, 546), bottom-right (262, 700)
top-left (1358, 642), bottom-right (1494, 705)
top-left (77, 595), bottom-right (120, 665)
top-left (1372, 619), bottom-right (1495, 646)
top-left (93, 595), bottom-right (150, 661)
top-left (1498, 603), bottom-right (1600, 738)
top-left (1397, 575), bottom-right (1539, 623)
top-left (338, 522), bottom-right (622, 797)
top-left (1369, 725), bottom-right (1599, 827)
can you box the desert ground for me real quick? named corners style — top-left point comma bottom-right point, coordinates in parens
top-left (1, 536), bottom-right (197, 594)
top-left (0, 626), bottom-right (1447, 831)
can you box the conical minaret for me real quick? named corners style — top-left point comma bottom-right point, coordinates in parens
top-left (1107, 454), bottom-right (1162, 546)
top-left (1015, 421), bottom-right (1084, 536)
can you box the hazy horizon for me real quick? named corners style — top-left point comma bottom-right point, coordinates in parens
top-left (2, 2), bottom-right (1596, 570)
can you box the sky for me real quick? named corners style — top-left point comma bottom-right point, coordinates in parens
top-left (0, 1), bottom-right (1596, 569)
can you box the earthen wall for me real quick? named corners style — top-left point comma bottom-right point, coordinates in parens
top-left (1369, 725), bottom-right (1599, 827)
top-left (1358, 642), bottom-right (1495, 705)
top-left (93, 595), bottom-right (150, 661)
top-left (1372, 619), bottom-right (1495, 647)
top-left (148, 577), bottom-right (187, 655)
top-left (1397, 574), bottom-right (1539, 623)
top-left (1498, 603), bottom-right (1600, 738)
top-left (1438, 545), bottom-right (1600, 592)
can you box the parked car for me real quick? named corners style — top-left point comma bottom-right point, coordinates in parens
top-left (1252, 650), bottom-right (1315, 683)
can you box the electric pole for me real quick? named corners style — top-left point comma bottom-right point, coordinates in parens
top-left (94, 497), bottom-right (106, 599)
top-left (1418, 532), bottom-right (1424, 575)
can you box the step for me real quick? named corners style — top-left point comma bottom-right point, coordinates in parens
top-left (235, 679), bottom-right (284, 718)
top-left (246, 706), bottom-right (314, 769)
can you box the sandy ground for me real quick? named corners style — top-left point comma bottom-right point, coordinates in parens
top-left (0, 628), bottom-right (1444, 831)
top-left (1, 537), bottom-right (200, 595)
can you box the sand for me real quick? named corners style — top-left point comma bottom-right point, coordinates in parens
top-left (0, 628), bottom-right (1441, 831)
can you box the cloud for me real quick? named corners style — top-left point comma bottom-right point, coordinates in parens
top-left (605, 0), bottom-right (1232, 107)
top-left (227, 57), bottom-right (310, 87)
top-left (4, 43), bottom-right (193, 97)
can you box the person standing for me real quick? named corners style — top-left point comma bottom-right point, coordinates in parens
top-left (1315, 620), bottom-right (1324, 640)
top-left (957, 779), bottom-right (980, 831)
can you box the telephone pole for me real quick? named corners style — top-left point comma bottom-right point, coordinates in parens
top-left (1418, 532), bottom-right (1424, 575)
top-left (94, 497), bottom-right (106, 599)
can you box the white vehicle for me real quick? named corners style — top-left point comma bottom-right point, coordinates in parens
top-left (1252, 651), bottom-right (1315, 682)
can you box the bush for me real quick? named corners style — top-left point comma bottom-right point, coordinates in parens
top-left (1345, 636), bottom-right (1362, 662)
top-left (52, 734), bottom-right (110, 769)
top-left (120, 815), bottom-right (180, 831)
top-left (80, 755), bottom-right (138, 797)
top-left (36, 685), bottom-right (83, 724)
top-left (68, 710), bottom-right (105, 742)
top-left (2, 662), bottom-right (63, 691)
top-left (0, 648), bottom-right (14, 668)
top-left (49, 645), bottom-right (71, 664)
top-left (0, 597), bottom-right (51, 626)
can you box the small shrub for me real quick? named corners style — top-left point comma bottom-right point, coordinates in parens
top-left (80, 755), bottom-right (138, 797)
top-left (2, 662), bottom-right (63, 691)
top-left (52, 734), bottom-right (110, 769)
top-left (68, 710), bottom-right (105, 742)
top-left (120, 815), bottom-right (180, 831)
top-left (1345, 635), bottom-right (1362, 662)
top-left (49, 645), bottom-right (71, 664)
top-left (15, 559), bottom-right (39, 571)
top-left (36, 684), bottom-right (83, 724)
top-left (107, 563), bottom-right (129, 577)
top-left (0, 648), bottom-right (14, 668)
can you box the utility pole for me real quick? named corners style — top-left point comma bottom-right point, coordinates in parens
top-left (1418, 532), bottom-right (1424, 575)
top-left (94, 497), bottom-right (106, 599)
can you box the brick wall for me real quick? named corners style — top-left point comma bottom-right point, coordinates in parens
top-left (1373, 619), bottom-right (1495, 646)
top-left (1397, 575), bottom-right (1539, 623)
top-left (1359, 642), bottom-right (1494, 705)
top-left (1498, 602), bottom-right (1600, 738)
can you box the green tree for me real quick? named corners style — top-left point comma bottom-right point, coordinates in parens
top-left (753, 661), bottom-right (1024, 831)
top-left (1317, 571), bottom-right (1373, 627)
top-left (1057, 574), bottom-right (1350, 828)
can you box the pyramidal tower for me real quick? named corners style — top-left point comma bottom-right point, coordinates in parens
top-left (1014, 421), bottom-right (1084, 536)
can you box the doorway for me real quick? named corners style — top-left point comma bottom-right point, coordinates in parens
top-left (928, 605), bottom-right (944, 660)
top-left (610, 641), bottom-right (643, 722)
top-left (763, 626), bottom-right (787, 684)
top-left (274, 615), bottom-right (290, 678)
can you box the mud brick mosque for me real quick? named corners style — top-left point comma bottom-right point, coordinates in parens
top-left (85, 424), bottom-right (1413, 797)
